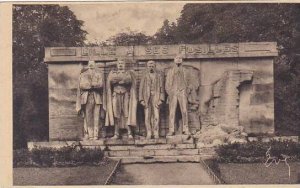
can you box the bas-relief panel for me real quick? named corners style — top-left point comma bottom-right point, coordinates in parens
top-left (237, 58), bottom-right (274, 84)
top-left (237, 58), bottom-right (274, 133)
top-left (48, 60), bottom-right (204, 139)
top-left (46, 44), bottom-right (277, 140)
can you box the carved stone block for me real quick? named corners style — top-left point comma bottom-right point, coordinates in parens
top-left (104, 138), bottom-right (135, 145)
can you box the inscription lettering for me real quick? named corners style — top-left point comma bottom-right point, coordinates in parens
top-left (145, 46), bottom-right (169, 55)
top-left (185, 44), bottom-right (238, 55)
top-left (81, 47), bottom-right (116, 56)
top-left (144, 44), bottom-right (238, 56)
top-left (51, 49), bottom-right (76, 56)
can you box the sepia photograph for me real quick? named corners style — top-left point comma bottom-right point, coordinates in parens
top-left (9, 1), bottom-right (300, 186)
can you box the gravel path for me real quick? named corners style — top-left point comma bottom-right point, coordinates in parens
top-left (111, 163), bottom-right (215, 185)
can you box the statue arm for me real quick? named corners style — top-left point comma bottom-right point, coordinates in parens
top-left (79, 75), bottom-right (92, 90)
top-left (159, 72), bottom-right (165, 102)
top-left (165, 70), bottom-right (172, 95)
top-left (130, 71), bottom-right (137, 96)
top-left (75, 75), bottom-right (82, 113)
top-left (121, 74), bottom-right (133, 85)
top-left (92, 71), bottom-right (104, 89)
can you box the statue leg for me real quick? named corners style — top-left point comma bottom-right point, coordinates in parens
top-left (112, 118), bottom-right (120, 139)
top-left (112, 93), bottom-right (120, 139)
top-left (93, 104), bottom-right (101, 140)
top-left (144, 106), bottom-right (152, 139)
top-left (85, 94), bottom-right (95, 139)
top-left (153, 104), bottom-right (160, 139)
top-left (178, 92), bottom-right (189, 135)
top-left (125, 117), bottom-right (133, 139)
top-left (168, 95), bottom-right (177, 136)
top-left (83, 110), bottom-right (89, 140)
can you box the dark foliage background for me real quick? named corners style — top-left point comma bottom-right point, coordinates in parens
top-left (13, 4), bottom-right (300, 149)
top-left (13, 5), bottom-right (87, 149)
top-left (151, 4), bottom-right (300, 136)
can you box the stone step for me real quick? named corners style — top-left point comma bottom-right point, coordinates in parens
top-left (109, 155), bottom-right (201, 164)
top-left (105, 148), bottom-right (201, 157)
top-left (105, 143), bottom-right (196, 151)
top-left (28, 135), bottom-right (196, 150)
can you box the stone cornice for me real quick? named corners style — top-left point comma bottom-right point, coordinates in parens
top-left (44, 42), bottom-right (278, 63)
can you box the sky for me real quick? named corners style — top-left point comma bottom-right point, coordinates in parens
top-left (67, 3), bottom-right (185, 43)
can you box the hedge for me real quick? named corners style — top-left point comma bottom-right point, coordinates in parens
top-left (13, 146), bottom-right (104, 167)
top-left (216, 140), bottom-right (300, 163)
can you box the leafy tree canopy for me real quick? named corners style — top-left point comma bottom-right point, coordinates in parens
top-left (13, 5), bottom-right (87, 148)
top-left (105, 29), bottom-right (153, 46)
top-left (153, 3), bottom-right (300, 134)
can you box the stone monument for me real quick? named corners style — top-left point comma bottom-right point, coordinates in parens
top-left (28, 42), bottom-right (278, 162)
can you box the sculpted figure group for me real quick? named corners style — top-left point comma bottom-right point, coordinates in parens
top-left (76, 55), bottom-right (198, 140)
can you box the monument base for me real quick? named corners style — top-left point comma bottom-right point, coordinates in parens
top-left (27, 135), bottom-right (217, 163)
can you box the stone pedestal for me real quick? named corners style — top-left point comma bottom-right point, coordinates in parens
top-left (28, 136), bottom-right (217, 164)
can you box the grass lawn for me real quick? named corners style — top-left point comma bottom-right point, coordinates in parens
top-left (13, 159), bottom-right (117, 185)
top-left (218, 162), bottom-right (300, 184)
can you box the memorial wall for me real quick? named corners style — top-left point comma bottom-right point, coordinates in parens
top-left (44, 42), bottom-right (277, 141)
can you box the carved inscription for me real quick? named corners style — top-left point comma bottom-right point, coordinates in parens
top-left (81, 47), bottom-right (117, 56)
top-left (45, 42), bottom-right (278, 62)
top-left (184, 44), bottom-right (239, 55)
top-left (144, 44), bottom-right (238, 56)
top-left (145, 46), bottom-right (169, 55)
top-left (51, 49), bottom-right (76, 56)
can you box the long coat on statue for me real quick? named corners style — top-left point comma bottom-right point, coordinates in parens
top-left (139, 70), bottom-right (165, 107)
top-left (105, 70), bottom-right (137, 127)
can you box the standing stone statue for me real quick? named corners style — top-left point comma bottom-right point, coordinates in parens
top-left (105, 60), bottom-right (137, 139)
top-left (76, 60), bottom-right (106, 140)
top-left (139, 60), bottom-right (165, 139)
top-left (165, 55), bottom-right (191, 136)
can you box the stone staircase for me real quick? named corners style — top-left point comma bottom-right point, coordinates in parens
top-left (102, 135), bottom-right (216, 164)
top-left (28, 135), bottom-right (217, 164)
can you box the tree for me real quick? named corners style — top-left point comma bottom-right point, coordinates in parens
top-left (153, 19), bottom-right (178, 44)
top-left (13, 5), bottom-right (87, 149)
top-left (105, 30), bottom-right (153, 46)
top-left (154, 3), bottom-right (300, 134)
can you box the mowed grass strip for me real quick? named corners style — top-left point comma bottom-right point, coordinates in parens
top-left (219, 162), bottom-right (300, 184)
top-left (13, 160), bottom-right (117, 185)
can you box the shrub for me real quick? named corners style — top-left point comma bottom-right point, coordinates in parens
top-left (13, 149), bottom-right (31, 167)
top-left (13, 146), bottom-right (104, 168)
top-left (216, 140), bottom-right (300, 163)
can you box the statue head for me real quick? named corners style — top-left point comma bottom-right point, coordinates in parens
top-left (117, 59), bottom-right (126, 71)
top-left (88, 60), bottom-right (96, 70)
top-left (174, 54), bottom-right (183, 67)
top-left (147, 60), bottom-right (156, 73)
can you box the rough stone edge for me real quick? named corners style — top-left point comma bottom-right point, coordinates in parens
top-left (104, 159), bottom-right (121, 185)
top-left (199, 158), bottom-right (225, 185)
top-left (44, 42), bottom-right (278, 62)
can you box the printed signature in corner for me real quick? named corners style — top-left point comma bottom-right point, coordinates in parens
top-left (264, 146), bottom-right (291, 181)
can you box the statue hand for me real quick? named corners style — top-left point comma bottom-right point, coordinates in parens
top-left (77, 109), bottom-right (82, 116)
top-left (140, 100), bottom-right (146, 107)
top-left (190, 103), bottom-right (199, 110)
top-left (155, 100), bottom-right (163, 108)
